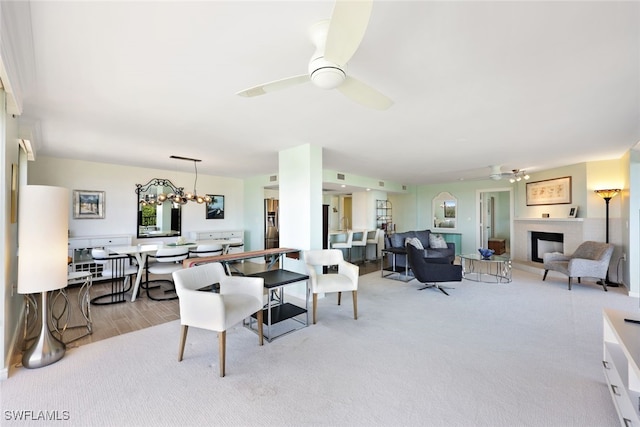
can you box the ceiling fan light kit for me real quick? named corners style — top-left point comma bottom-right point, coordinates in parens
top-left (509, 169), bottom-right (530, 183)
top-left (310, 65), bottom-right (346, 90)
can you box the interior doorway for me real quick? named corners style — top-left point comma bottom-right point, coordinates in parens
top-left (476, 188), bottom-right (514, 254)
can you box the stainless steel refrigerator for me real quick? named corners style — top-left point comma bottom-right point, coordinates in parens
top-left (265, 199), bottom-right (279, 249)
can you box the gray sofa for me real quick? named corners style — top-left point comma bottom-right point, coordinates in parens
top-left (384, 229), bottom-right (455, 268)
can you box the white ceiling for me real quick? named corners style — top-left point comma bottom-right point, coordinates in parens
top-left (15, 1), bottom-right (640, 187)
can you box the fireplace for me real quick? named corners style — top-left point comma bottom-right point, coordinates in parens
top-left (531, 231), bottom-right (564, 263)
top-left (513, 218), bottom-right (585, 264)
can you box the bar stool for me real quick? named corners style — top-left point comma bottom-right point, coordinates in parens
top-left (351, 230), bottom-right (367, 263)
top-left (331, 230), bottom-right (353, 262)
top-left (366, 229), bottom-right (384, 261)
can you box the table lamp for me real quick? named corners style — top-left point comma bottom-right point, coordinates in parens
top-left (18, 185), bottom-right (69, 368)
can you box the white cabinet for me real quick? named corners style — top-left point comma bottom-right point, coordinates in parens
top-left (603, 309), bottom-right (640, 426)
top-left (188, 230), bottom-right (244, 241)
top-left (68, 235), bottom-right (132, 282)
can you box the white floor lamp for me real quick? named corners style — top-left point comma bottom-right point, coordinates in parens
top-left (18, 185), bottom-right (69, 369)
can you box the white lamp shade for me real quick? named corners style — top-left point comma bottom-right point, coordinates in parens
top-left (18, 185), bottom-right (69, 294)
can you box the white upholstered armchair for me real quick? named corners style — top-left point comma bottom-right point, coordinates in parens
top-left (542, 241), bottom-right (614, 291)
top-left (303, 249), bottom-right (359, 324)
top-left (172, 262), bottom-right (264, 377)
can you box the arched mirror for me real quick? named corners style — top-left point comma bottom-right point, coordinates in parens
top-left (135, 178), bottom-right (183, 238)
top-left (433, 191), bottom-right (457, 230)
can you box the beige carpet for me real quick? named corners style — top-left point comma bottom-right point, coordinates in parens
top-left (2, 268), bottom-right (637, 426)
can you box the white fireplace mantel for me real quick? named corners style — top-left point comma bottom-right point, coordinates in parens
top-left (513, 218), bottom-right (587, 263)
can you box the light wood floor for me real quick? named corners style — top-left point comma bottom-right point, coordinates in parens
top-left (33, 258), bottom-right (382, 353)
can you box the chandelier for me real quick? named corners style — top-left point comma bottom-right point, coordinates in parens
top-left (509, 169), bottom-right (530, 183)
top-left (169, 155), bottom-right (212, 204)
top-left (137, 157), bottom-right (212, 206)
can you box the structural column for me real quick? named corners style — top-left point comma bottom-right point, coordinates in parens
top-left (278, 144), bottom-right (323, 277)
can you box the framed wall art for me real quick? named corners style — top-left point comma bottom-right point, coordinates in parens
top-left (73, 190), bottom-right (105, 219)
top-left (526, 176), bottom-right (572, 206)
top-left (206, 195), bottom-right (224, 219)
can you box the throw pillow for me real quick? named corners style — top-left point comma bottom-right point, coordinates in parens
top-left (429, 233), bottom-right (448, 249)
top-left (405, 237), bottom-right (424, 250)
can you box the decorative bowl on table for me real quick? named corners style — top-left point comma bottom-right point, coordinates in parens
top-left (478, 248), bottom-right (495, 259)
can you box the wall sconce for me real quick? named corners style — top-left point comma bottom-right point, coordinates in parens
top-left (18, 185), bottom-right (69, 368)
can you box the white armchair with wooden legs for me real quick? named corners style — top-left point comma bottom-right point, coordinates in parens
top-left (303, 249), bottom-right (359, 325)
top-left (172, 262), bottom-right (264, 377)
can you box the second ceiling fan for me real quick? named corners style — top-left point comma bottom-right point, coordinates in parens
top-left (236, 0), bottom-right (393, 110)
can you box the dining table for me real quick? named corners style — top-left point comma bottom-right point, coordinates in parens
top-left (108, 238), bottom-right (243, 302)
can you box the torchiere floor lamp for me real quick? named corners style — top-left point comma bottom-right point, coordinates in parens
top-left (594, 189), bottom-right (621, 286)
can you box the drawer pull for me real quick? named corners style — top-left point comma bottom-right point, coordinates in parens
top-left (603, 360), bottom-right (610, 369)
top-left (611, 384), bottom-right (621, 396)
top-left (624, 418), bottom-right (632, 427)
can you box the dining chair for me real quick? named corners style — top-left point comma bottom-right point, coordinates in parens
top-left (227, 241), bottom-right (244, 254)
top-left (188, 244), bottom-right (223, 258)
top-left (144, 246), bottom-right (190, 301)
top-left (303, 249), bottom-right (359, 324)
top-left (172, 262), bottom-right (264, 377)
top-left (90, 249), bottom-right (138, 305)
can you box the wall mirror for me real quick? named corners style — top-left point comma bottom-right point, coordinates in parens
top-left (433, 191), bottom-right (457, 230)
top-left (136, 178), bottom-right (183, 238)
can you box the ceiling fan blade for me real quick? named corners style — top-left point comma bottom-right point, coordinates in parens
top-left (236, 75), bottom-right (310, 97)
top-left (324, 0), bottom-right (373, 66)
top-left (337, 76), bottom-right (393, 110)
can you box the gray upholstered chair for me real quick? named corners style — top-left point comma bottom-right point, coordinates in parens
top-left (542, 241), bottom-right (614, 291)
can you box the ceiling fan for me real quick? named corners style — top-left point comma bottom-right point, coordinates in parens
top-left (235, 0), bottom-right (393, 110)
top-left (488, 165), bottom-right (530, 182)
top-left (489, 165), bottom-right (511, 181)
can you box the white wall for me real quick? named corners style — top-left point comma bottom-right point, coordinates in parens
top-left (1, 92), bottom-right (23, 380)
top-left (28, 157), bottom-right (245, 243)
